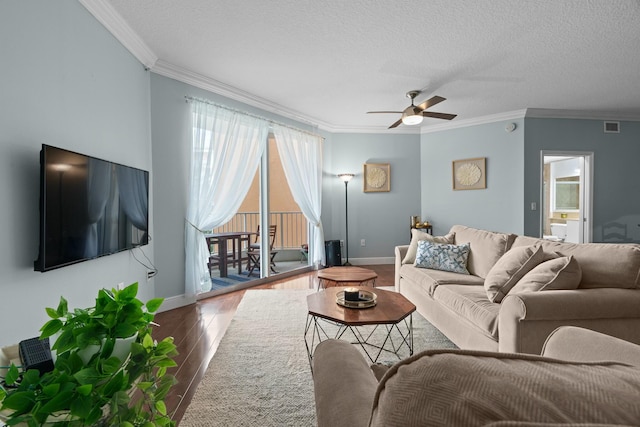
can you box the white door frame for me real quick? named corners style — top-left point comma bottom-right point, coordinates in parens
top-left (539, 151), bottom-right (594, 243)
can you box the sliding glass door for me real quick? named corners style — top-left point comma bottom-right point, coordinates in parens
top-left (205, 136), bottom-right (310, 294)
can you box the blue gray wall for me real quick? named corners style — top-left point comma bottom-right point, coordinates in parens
top-left (524, 118), bottom-right (640, 242)
top-left (323, 133), bottom-right (421, 261)
top-left (420, 119), bottom-right (526, 236)
top-left (0, 0), bottom-right (153, 345)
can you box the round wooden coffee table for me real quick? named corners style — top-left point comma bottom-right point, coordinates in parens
top-left (305, 286), bottom-right (415, 368)
top-left (317, 266), bottom-right (377, 290)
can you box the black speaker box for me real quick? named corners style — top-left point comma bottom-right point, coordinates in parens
top-left (324, 240), bottom-right (342, 267)
top-left (19, 336), bottom-right (53, 374)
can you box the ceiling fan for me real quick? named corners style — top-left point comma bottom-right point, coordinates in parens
top-left (367, 90), bottom-right (457, 129)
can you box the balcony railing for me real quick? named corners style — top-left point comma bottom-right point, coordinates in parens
top-left (212, 211), bottom-right (308, 250)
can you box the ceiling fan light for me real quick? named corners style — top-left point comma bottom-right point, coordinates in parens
top-left (401, 106), bottom-right (424, 125)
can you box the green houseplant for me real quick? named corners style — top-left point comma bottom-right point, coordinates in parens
top-left (0, 282), bottom-right (178, 426)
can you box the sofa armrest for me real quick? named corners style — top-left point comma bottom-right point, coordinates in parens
top-left (542, 326), bottom-right (640, 366)
top-left (394, 245), bottom-right (409, 291)
top-left (313, 339), bottom-right (378, 427)
top-left (499, 288), bottom-right (640, 354)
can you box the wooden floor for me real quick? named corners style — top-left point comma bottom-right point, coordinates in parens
top-left (153, 264), bottom-right (394, 425)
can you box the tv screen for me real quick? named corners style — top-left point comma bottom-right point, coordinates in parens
top-left (34, 145), bottom-right (149, 272)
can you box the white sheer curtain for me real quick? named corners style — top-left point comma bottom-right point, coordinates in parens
top-left (116, 165), bottom-right (149, 231)
top-left (185, 100), bottom-right (268, 295)
top-left (272, 124), bottom-right (325, 266)
top-left (84, 159), bottom-right (112, 258)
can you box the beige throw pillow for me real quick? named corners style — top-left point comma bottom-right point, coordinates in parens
top-left (509, 255), bottom-right (582, 295)
top-left (484, 245), bottom-right (544, 303)
top-left (402, 229), bottom-right (455, 265)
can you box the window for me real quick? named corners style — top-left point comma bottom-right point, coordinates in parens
top-left (554, 176), bottom-right (580, 211)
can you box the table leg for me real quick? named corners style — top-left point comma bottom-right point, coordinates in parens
top-left (235, 236), bottom-right (243, 275)
top-left (219, 238), bottom-right (228, 278)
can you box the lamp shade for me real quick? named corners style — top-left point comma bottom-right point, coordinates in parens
top-left (401, 106), bottom-right (424, 125)
top-left (338, 173), bottom-right (354, 182)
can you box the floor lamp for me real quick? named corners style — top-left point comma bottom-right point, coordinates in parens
top-left (338, 173), bottom-right (354, 266)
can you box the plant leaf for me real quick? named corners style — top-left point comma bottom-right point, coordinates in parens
top-left (145, 298), bottom-right (164, 313)
top-left (42, 383), bottom-right (60, 397)
top-left (45, 307), bottom-right (59, 319)
top-left (136, 381), bottom-right (153, 391)
top-left (155, 400), bottom-right (168, 416)
top-left (74, 367), bottom-right (100, 385)
top-left (1, 391), bottom-right (35, 412)
top-left (39, 318), bottom-right (62, 339)
top-left (102, 369), bottom-right (125, 398)
top-left (36, 391), bottom-right (74, 414)
top-left (5, 364), bottom-right (21, 385)
top-left (52, 328), bottom-right (76, 353)
top-left (155, 340), bottom-right (177, 356)
top-left (156, 359), bottom-right (178, 368)
top-left (56, 296), bottom-right (68, 317)
top-left (114, 323), bottom-right (138, 339)
top-left (76, 383), bottom-right (93, 396)
top-left (120, 282), bottom-right (139, 300)
top-left (142, 333), bottom-right (154, 349)
top-left (70, 394), bottom-right (92, 419)
top-left (86, 405), bottom-right (104, 425)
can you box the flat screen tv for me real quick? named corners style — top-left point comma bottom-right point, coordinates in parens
top-left (34, 145), bottom-right (149, 272)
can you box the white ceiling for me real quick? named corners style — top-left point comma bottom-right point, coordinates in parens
top-left (96, 0), bottom-right (640, 133)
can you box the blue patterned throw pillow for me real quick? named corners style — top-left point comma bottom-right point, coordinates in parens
top-left (415, 241), bottom-right (471, 274)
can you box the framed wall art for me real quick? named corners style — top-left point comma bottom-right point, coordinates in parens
top-left (363, 163), bottom-right (390, 192)
top-left (452, 157), bottom-right (486, 190)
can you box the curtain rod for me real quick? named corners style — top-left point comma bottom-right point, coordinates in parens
top-left (184, 95), bottom-right (324, 140)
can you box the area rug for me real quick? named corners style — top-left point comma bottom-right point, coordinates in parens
top-left (179, 289), bottom-right (456, 426)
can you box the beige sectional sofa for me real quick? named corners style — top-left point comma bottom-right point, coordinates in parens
top-left (395, 224), bottom-right (640, 354)
top-left (312, 326), bottom-right (640, 427)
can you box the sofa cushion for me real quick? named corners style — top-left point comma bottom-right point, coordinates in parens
top-left (399, 264), bottom-right (484, 296)
top-left (402, 229), bottom-right (455, 264)
top-left (432, 284), bottom-right (500, 339)
top-left (484, 245), bottom-right (545, 303)
top-left (415, 241), bottom-right (470, 274)
top-left (509, 255), bottom-right (582, 295)
top-left (450, 225), bottom-right (516, 278)
top-left (513, 236), bottom-right (640, 289)
top-left (370, 350), bottom-right (640, 427)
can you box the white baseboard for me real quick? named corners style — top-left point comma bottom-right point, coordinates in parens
top-left (158, 293), bottom-right (197, 313)
top-left (347, 257), bottom-right (394, 265)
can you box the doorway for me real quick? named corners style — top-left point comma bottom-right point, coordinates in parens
top-left (540, 151), bottom-right (594, 243)
top-left (206, 135), bottom-right (311, 293)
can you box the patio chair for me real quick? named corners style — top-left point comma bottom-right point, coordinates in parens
top-left (246, 225), bottom-right (278, 276)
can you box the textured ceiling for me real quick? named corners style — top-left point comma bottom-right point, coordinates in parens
top-left (105, 0), bottom-right (640, 132)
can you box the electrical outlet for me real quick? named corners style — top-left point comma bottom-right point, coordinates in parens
top-left (360, 239), bottom-right (366, 247)
top-left (117, 282), bottom-right (124, 290)
top-left (147, 271), bottom-right (154, 281)
top-left (340, 240), bottom-right (344, 247)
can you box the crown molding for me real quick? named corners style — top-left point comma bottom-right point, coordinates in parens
top-left (524, 108), bottom-right (640, 121)
top-left (153, 60), bottom-right (329, 128)
top-left (79, 0), bottom-right (157, 69)
top-left (420, 110), bottom-right (528, 134)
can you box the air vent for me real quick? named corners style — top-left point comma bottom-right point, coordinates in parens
top-left (604, 121), bottom-right (620, 133)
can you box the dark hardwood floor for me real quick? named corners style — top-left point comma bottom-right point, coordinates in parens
top-left (153, 264), bottom-right (394, 425)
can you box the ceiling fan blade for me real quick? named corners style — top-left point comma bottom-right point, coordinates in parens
top-left (416, 95), bottom-right (446, 111)
top-left (422, 111), bottom-right (457, 120)
top-left (367, 111), bottom-right (402, 114)
top-left (388, 118), bottom-right (403, 129)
